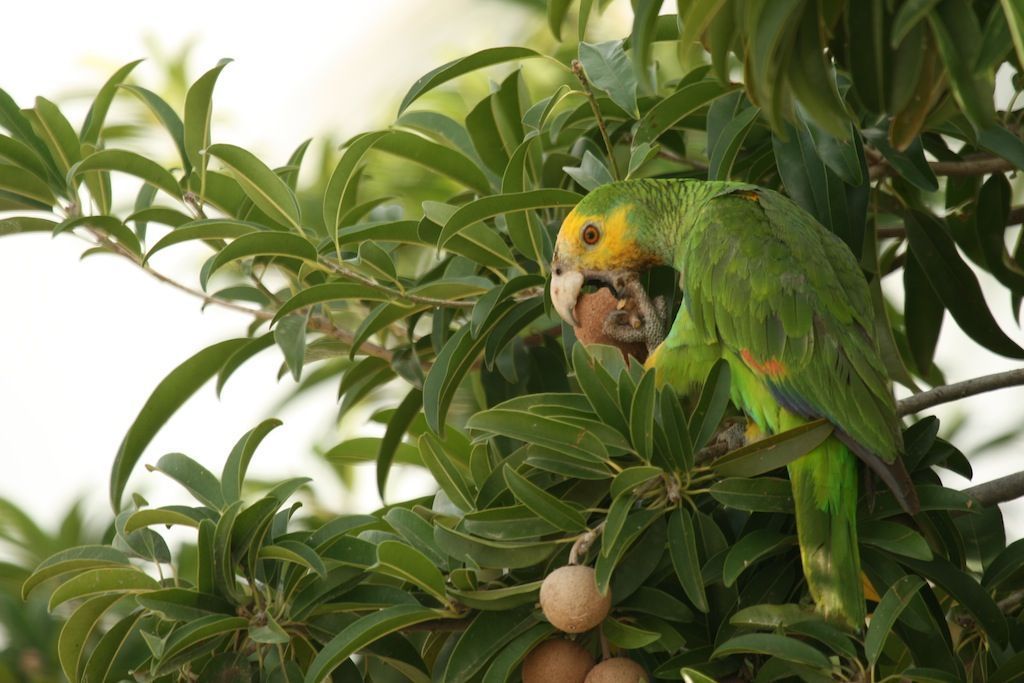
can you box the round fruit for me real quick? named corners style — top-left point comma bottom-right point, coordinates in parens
top-left (583, 657), bottom-right (649, 682)
top-left (572, 289), bottom-right (647, 361)
top-left (521, 638), bottom-right (595, 683)
top-left (539, 565), bottom-right (612, 633)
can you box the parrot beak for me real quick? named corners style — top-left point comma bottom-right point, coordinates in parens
top-left (550, 264), bottom-right (584, 327)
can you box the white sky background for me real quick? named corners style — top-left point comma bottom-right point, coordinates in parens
top-left (0, 0), bottom-right (1022, 548)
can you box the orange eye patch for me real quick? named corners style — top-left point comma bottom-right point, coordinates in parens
top-left (581, 223), bottom-right (600, 245)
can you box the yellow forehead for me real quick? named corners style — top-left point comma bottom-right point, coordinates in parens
top-left (556, 204), bottom-right (642, 270)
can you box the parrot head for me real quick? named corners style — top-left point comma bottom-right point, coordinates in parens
top-left (550, 182), bottom-right (663, 325)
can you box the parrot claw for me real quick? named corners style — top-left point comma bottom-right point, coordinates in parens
top-left (600, 273), bottom-right (667, 355)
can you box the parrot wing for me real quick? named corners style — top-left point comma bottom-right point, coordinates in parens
top-left (683, 188), bottom-right (919, 513)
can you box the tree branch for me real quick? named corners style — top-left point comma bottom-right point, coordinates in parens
top-left (571, 59), bottom-right (621, 180)
top-left (85, 229), bottom-right (395, 361)
top-left (869, 153), bottom-right (1016, 181)
top-left (897, 369), bottom-right (1024, 416)
top-left (963, 471), bottom-right (1024, 507)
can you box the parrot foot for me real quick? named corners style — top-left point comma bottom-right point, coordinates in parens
top-left (601, 273), bottom-right (667, 355)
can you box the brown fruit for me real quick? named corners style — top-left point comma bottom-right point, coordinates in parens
top-left (539, 565), bottom-right (612, 633)
top-left (583, 657), bottom-right (649, 682)
top-left (521, 638), bottom-right (595, 683)
top-left (572, 289), bottom-right (647, 361)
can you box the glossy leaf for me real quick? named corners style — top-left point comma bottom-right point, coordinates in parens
top-left (503, 465), bottom-right (587, 532)
top-left (668, 508), bottom-right (708, 612)
top-left (578, 40), bottom-right (639, 118)
top-left (111, 338), bottom-right (248, 510)
top-left (398, 47), bottom-right (548, 114)
top-left (206, 143), bottom-right (302, 231)
top-left (864, 574), bottom-right (926, 667)
top-left (711, 419), bottom-right (833, 477)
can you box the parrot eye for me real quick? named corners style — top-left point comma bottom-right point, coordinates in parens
top-left (581, 223), bottom-right (601, 245)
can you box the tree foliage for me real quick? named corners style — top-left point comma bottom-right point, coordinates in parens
top-left (4, 1), bottom-right (1024, 681)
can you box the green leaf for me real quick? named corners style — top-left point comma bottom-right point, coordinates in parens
top-left (111, 338), bottom-right (248, 510)
top-left (578, 40), bottom-right (639, 118)
top-left (634, 80), bottom-right (733, 146)
top-left (603, 616), bottom-right (661, 648)
top-left (118, 85), bottom-right (190, 172)
top-left (467, 408), bottom-right (610, 462)
top-left (448, 581), bottom-right (542, 611)
top-left (893, 0), bottom-right (941, 46)
top-left (275, 313), bottom-right (308, 381)
top-left (52, 215), bottom-right (141, 256)
top-left (722, 530), bottom-right (794, 587)
top-left (434, 523), bottom-right (557, 569)
top-left (611, 466), bottom-right (662, 499)
top-left (709, 477), bottom-right (794, 513)
top-left (629, 370), bottom-right (657, 462)
top-left (630, 0), bottom-right (664, 93)
top-left (0, 162), bottom-right (55, 205)
top-left (443, 608), bottom-right (534, 682)
top-left (864, 574), bottom-right (926, 667)
top-left (708, 103), bottom-right (760, 181)
top-left (862, 129), bottom-right (938, 192)
top-left (323, 131), bottom-right (387, 239)
top-left (481, 623), bottom-right (555, 683)
top-left (80, 611), bottom-right (143, 683)
top-left (1003, 0), bottom-right (1024, 75)
top-left (860, 521), bottom-right (933, 560)
top-left (202, 231), bottom-right (318, 288)
top-left (160, 614), bottom-right (248, 663)
top-left (688, 359), bottom-right (731, 449)
top-left (58, 594), bottom-right (121, 683)
top-left (418, 433), bottom-right (476, 512)
top-left (31, 97), bottom-right (81, 177)
top-left (136, 588), bottom-right (235, 620)
top-left (221, 418), bottom-right (283, 503)
top-left (22, 546), bottom-right (130, 599)
top-left (122, 506), bottom-right (209, 533)
top-left (398, 47), bottom-right (549, 114)
top-left (270, 281), bottom-right (393, 326)
top-left (379, 389), bottom-right (424, 501)
top-left (903, 210), bottom-right (1024, 358)
top-left (437, 189), bottom-right (581, 251)
top-left (713, 633), bottom-right (831, 669)
top-left (48, 566), bottom-right (159, 611)
top-left (547, 0), bottom-right (573, 39)
top-left (503, 465), bottom-right (588, 532)
top-left (384, 507), bottom-right (448, 567)
top-left (563, 150), bottom-right (614, 191)
top-left (374, 130), bottom-right (491, 194)
top-left (927, 3), bottom-right (995, 130)
top-left (152, 452), bottom-right (225, 509)
top-left (250, 613), bottom-right (291, 644)
top-left (374, 540), bottom-right (448, 604)
top-left (711, 419), bottom-right (833, 477)
top-left (206, 143), bottom-right (302, 231)
top-left (217, 333), bottom-right (276, 396)
top-left (144, 218), bottom-right (262, 263)
top-left (73, 149), bottom-right (182, 200)
top-left (79, 59), bottom-right (144, 144)
top-left (184, 60), bottom-right (232, 188)
top-left (898, 555), bottom-right (1008, 646)
top-left (304, 605), bottom-right (450, 683)
top-left (668, 508), bottom-right (708, 612)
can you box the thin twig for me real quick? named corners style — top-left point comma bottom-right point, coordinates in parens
top-left (897, 369), bottom-right (1024, 416)
top-left (876, 204), bottom-right (1024, 241)
top-left (996, 588), bottom-right (1024, 614)
top-left (868, 153), bottom-right (1017, 181)
top-left (963, 471), bottom-right (1024, 507)
top-left (319, 259), bottom-right (474, 310)
top-left (571, 59), bottom-right (622, 180)
top-left (84, 228), bottom-right (394, 361)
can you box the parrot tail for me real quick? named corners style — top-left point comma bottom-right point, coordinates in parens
top-left (788, 437), bottom-right (865, 631)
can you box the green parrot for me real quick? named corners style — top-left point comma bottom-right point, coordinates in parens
top-left (550, 179), bottom-right (920, 629)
